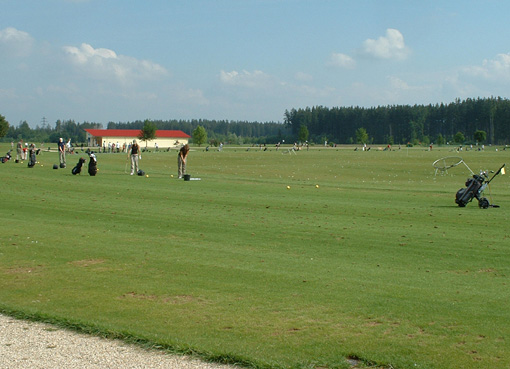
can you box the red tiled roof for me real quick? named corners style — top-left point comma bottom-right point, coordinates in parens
top-left (84, 129), bottom-right (190, 138)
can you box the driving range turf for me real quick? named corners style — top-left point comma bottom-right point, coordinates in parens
top-left (0, 144), bottom-right (509, 369)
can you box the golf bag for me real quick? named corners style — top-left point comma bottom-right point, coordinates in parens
top-left (27, 148), bottom-right (37, 168)
top-left (72, 157), bottom-right (86, 175)
top-left (88, 153), bottom-right (98, 176)
top-left (455, 164), bottom-right (505, 208)
top-left (1, 150), bottom-right (11, 163)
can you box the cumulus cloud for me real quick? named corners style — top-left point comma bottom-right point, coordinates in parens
top-left (219, 69), bottom-right (274, 89)
top-left (463, 53), bottom-right (510, 81)
top-left (327, 53), bottom-right (356, 69)
top-left (360, 28), bottom-right (410, 60)
top-left (0, 27), bottom-right (34, 57)
top-left (63, 43), bottom-right (169, 85)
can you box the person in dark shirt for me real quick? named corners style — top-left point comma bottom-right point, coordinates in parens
top-left (58, 138), bottom-right (66, 167)
top-left (127, 139), bottom-right (141, 175)
top-left (178, 144), bottom-right (189, 178)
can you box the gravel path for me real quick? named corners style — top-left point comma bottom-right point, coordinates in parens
top-left (0, 314), bottom-right (237, 369)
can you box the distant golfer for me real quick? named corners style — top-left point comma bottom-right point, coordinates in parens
top-left (178, 144), bottom-right (189, 179)
top-left (58, 138), bottom-right (66, 167)
top-left (16, 139), bottom-right (23, 162)
top-left (128, 139), bottom-right (141, 175)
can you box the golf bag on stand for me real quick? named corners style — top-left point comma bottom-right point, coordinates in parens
top-left (27, 145), bottom-right (37, 168)
top-left (455, 164), bottom-right (505, 208)
top-left (72, 157), bottom-right (86, 175)
top-left (88, 153), bottom-right (98, 176)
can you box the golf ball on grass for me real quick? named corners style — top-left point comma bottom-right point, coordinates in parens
top-left (286, 185), bottom-right (291, 189)
top-left (315, 184), bottom-right (319, 188)
top-left (146, 174), bottom-right (149, 178)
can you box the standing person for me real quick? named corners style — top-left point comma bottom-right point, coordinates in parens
top-left (58, 138), bottom-right (66, 167)
top-left (127, 139), bottom-right (140, 175)
top-left (177, 144), bottom-right (189, 178)
top-left (16, 139), bottom-right (23, 162)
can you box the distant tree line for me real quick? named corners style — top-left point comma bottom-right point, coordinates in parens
top-left (0, 118), bottom-right (292, 147)
top-left (109, 119), bottom-right (291, 146)
top-left (2, 97), bottom-right (510, 146)
top-left (1, 119), bottom-right (102, 147)
top-left (283, 97), bottom-right (510, 146)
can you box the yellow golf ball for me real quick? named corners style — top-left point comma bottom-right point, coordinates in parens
top-left (315, 184), bottom-right (319, 188)
top-left (146, 174), bottom-right (149, 178)
top-left (286, 185), bottom-right (291, 189)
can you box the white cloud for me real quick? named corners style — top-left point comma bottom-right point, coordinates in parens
top-left (388, 76), bottom-right (411, 90)
top-left (63, 43), bottom-right (169, 85)
top-left (294, 71), bottom-right (313, 82)
top-left (0, 27), bottom-right (34, 57)
top-left (219, 69), bottom-right (274, 89)
top-left (327, 53), bottom-right (356, 69)
top-left (360, 28), bottom-right (410, 60)
top-left (463, 53), bottom-right (510, 82)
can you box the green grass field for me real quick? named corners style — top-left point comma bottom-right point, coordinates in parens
top-left (1, 143), bottom-right (509, 369)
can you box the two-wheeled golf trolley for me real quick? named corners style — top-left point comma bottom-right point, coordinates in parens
top-left (433, 156), bottom-right (506, 208)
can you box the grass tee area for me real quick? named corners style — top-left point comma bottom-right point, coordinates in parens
top-left (0, 143), bottom-right (509, 369)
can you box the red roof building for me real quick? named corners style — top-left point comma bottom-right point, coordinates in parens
top-left (85, 129), bottom-right (191, 149)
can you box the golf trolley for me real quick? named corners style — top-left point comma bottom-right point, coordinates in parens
top-left (455, 164), bottom-right (505, 208)
top-left (1, 150), bottom-right (12, 163)
top-left (433, 157), bottom-right (506, 209)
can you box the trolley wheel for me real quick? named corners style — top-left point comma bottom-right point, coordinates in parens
top-left (478, 197), bottom-right (490, 209)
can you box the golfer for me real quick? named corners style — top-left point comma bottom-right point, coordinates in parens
top-left (127, 139), bottom-right (141, 175)
top-left (16, 139), bottom-right (23, 162)
top-left (58, 138), bottom-right (66, 167)
top-left (177, 144), bottom-right (189, 178)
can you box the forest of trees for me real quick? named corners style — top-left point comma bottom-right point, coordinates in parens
top-left (284, 97), bottom-right (510, 146)
top-left (0, 118), bottom-right (290, 147)
top-left (2, 97), bottom-right (510, 146)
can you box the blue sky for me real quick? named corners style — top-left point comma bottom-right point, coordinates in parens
top-left (2, 0), bottom-right (510, 128)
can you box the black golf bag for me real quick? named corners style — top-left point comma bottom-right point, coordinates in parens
top-left (72, 157), bottom-right (86, 175)
top-left (27, 148), bottom-right (37, 168)
top-left (1, 150), bottom-right (11, 163)
top-left (455, 164), bottom-right (505, 208)
top-left (88, 153), bottom-right (98, 176)
top-left (455, 174), bottom-right (487, 208)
